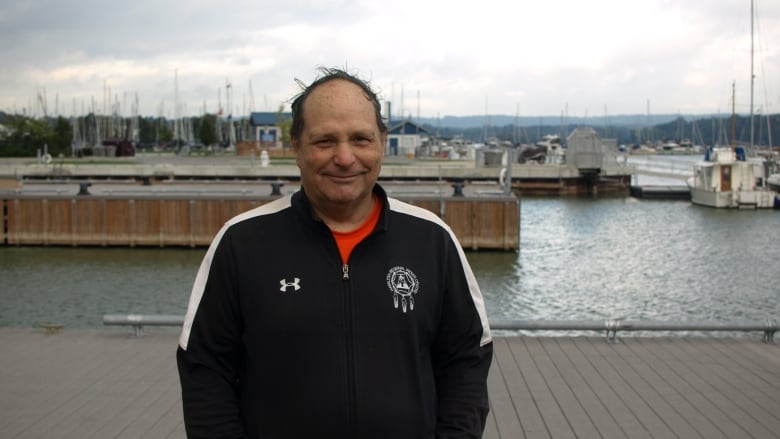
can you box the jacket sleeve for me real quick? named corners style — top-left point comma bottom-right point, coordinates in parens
top-left (176, 232), bottom-right (247, 439)
top-left (433, 239), bottom-right (494, 438)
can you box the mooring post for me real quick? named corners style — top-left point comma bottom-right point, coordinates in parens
top-left (270, 181), bottom-right (284, 196)
top-left (451, 180), bottom-right (464, 197)
top-left (77, 181), bottom-right (92, 196)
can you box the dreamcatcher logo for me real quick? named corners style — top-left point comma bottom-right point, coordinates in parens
top-left (386, 266), bottom-right (419, 313)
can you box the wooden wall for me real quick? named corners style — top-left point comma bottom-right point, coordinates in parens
top-left (403, 198), bottom-right (519, 251)
top-left (1, 195), bottom-right (519, 251)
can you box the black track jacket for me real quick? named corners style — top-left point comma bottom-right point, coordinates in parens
top-left (177, 185), bottom-right (493, 438)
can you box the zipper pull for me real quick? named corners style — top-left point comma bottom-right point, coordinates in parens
top-left (342, 264), bottom-right (350, 280)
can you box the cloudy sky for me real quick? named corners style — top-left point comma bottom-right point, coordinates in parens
top-left (1, 0), bottom-right (778, 120)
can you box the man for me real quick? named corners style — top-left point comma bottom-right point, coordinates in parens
top-left (177, 67), bottom-right (493, 438)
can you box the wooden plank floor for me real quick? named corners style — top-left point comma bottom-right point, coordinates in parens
top-left (1, 328), bottom-right (779, 438)
top-left (484, 336), bottom-right (780, 439)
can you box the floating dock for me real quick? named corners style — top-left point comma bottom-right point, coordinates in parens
top-left (0, 153), bottom-right (635, 196)
top-left (0, 153), bottom-right (645, 251)
top-left (629, 185), bottom-right (691, 200)
top-left (1, 180), bottom-right (520, 251)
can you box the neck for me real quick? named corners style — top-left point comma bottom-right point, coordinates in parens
top-left (312, 194), bottom-right (376, 233)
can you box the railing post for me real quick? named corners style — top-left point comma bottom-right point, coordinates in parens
top-left (764, 319), bottom-right (776, 344)
top-left (605, 319), bottom-right (620, 342)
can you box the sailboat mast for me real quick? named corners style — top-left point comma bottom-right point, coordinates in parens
top-left (731, 81), bottom-right (736, 148)
top-left (174, 69), bottom-right (180, 146)
top-left (749, 0), bottom-right (755, 149)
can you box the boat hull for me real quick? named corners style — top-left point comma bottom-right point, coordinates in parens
top-left (689, 186), bottom-right (778, 209)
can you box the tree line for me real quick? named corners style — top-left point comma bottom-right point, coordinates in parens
top-left (421, 114), bottom-right (780, 148)
top-left (1, 110), bottom-right (777, 158)
top-left (0, 112), bottom-right (215, 157)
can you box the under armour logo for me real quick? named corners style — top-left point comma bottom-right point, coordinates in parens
top-left (279, 278), bottom-right (301, 292)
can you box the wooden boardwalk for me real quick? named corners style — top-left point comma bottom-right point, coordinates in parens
top-left (1, 328), bottom-right (779, 438)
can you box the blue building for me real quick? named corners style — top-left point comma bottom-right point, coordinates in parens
top-left (386, 120), bottom-right (429, 157)
top-left (249, 112), bottom-right (291, 148)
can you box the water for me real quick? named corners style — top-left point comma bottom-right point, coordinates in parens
top-left (1, 197), bottom-right (779, 331)
top-left (482, 197), bottom-right (780, 324)
top-left (0, 247), bottom-right (201, 328)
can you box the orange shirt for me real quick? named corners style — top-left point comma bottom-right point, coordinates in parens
top-left (331, 196), bottom-right (382, 263)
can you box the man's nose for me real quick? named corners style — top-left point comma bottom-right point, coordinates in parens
top-left (332, 142), bottom-right (356, 166)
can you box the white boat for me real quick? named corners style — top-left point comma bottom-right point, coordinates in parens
top-left (762, 152), bottom-right (780, 192)
top-left (767, 173), bottom-right (780, 192)
top-left (687, 0), bottom-right (779, 209)
top-left (687, 146), bottom-right (778, 209)
top-left (535, 134), bottom-right (564, 164)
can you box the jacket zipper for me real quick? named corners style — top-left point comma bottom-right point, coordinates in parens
top-left (341, 262), bottom-right (357, 437)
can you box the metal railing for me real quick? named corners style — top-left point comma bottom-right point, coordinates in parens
top-left (490, 319), bottom-right (778, 343)
top-left (103, 314), bottom-right (184, 337)
top-left (102, 314), bottom-right (777, 343)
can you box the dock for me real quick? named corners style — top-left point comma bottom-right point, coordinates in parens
top-left (629, 185), bottom-right (691, 200)
top-left (1, 328), bottom-right (778, 438)
top-left (0, 180), bottom-right (519, 251)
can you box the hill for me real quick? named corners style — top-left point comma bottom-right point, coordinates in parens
top-left (412, 114), bottom-right (695, 130)
top-left (404, 113), bottom-right (779, 147)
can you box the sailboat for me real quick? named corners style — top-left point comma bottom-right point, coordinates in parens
top-left (686, 0), bottom-right (779, 209)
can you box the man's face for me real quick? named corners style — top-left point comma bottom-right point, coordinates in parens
top-left (292, 79), bottom-right (385, 211)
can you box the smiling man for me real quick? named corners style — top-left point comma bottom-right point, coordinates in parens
top-left (290, 71), bottom-right (384, 232)
top-left (177, 67), bottom-right (493, 439)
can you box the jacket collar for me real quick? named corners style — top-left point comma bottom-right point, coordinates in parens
top-left (292, 184), bottom-right (390, 233)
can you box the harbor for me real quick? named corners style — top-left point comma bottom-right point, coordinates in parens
top-left (2, 172), bottom-right (780, 438)
top-left (3, 1), bottom-right (780, 436)
top-left (2, 1), bottom-right (779, 436)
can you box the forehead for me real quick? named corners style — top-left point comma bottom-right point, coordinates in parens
top-left (307, 78), bottom-right (368, 101)
top-left (301, 80), bottom-right (377, 127)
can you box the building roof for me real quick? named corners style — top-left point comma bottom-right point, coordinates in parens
top-left (250, 112), bottom-right (291, 126)
top-left (387, 120), bottom-right (428, 135)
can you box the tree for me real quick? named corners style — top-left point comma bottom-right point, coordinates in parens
top-left (0, 114), bottom-right (54, 157)
top-left (157, 118), bottom-right (173, 145)
top-left (277, 105), bottom-right (292, 147)
top-left (50, 116), bottom-right (73, 157)
top-left (138, 116), bottom-right (157, 146)
top-left (199, 114), bottom-right (217, 146)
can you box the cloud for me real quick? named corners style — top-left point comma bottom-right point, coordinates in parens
top-left (0, 0), bottom-right (778, 119)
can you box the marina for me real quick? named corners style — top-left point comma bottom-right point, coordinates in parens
top-left (2, 1), bottom-right (780, 436)
top-left (2, 155), bottom-right (779, 438)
